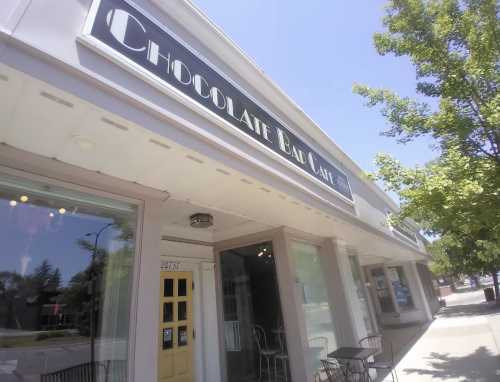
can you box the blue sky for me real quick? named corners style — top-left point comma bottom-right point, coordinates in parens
top-left (1, 200), bottom-right (119, 285)
top-left (192, 0), bottom-right (437, 174)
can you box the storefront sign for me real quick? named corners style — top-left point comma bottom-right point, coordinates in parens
top-left (83, 0), bottom-right (353, 200)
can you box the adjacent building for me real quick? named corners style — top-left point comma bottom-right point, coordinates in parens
top-left (0, 1), bottom-right (439, 381)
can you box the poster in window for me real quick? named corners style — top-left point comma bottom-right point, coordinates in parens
top-left (162, 328), bottom-right (173, 349)
top-left (178, 326), bottom-right (188, 347)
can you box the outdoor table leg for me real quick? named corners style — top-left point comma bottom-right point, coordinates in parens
top-left (361, 359), bottom-right (372, 382)
top-left (342, 361), bottom-right (352, 380)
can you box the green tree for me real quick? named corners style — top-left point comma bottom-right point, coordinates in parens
top-left (61, 219), bottom-right (135, 336)
top-left (353, 0), bottom-right (500, 296)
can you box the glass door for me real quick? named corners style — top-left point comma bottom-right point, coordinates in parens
top-left (219, 242), bottom-right (287, 382)
top-left (370, 267), bottom-right (396, 314)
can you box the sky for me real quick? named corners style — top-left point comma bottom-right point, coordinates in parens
top-left (1, 200), bottom-right (120, 285)
top-left (191, 0), bottom-right (437, 174)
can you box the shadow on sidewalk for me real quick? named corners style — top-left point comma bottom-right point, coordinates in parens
top-left (403, 346), bottom-right (500, 382)
top-left (437, 302), bottom-right (500, 318)
top-left (375, 300), bottom-right (500, 381)
top-left (374, 322), bottom-right (431, 381)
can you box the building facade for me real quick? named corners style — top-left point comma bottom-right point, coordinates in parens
top-left (0, 1), bottom-right (439, 381)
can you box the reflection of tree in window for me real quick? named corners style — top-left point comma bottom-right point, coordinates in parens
top-left (0, 217), bottom-right (135, 338)
top-left (293, 248), bottom-right (328, 304)
top-left (0, 260), bottom-right (63, 332)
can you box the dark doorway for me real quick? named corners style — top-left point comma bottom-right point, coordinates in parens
top-left (220, 242), bottom-right (287, 381)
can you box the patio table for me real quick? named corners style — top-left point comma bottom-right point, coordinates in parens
top-left (327, 347), bottom-right (378, 381)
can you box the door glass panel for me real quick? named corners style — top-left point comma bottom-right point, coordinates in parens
top-left (164, 278), bottom-right (174, 297)
top-left (220, 242), bottom-right (287, 381)
top-left (162, 327), bottom-right (173, 349)
top-left (289, 241), bottom-right (337, 377)
top-left (178, 326), bottom-right (188, 346)
top-left (178, 278), bottom-right (187, 296)
top-left (371, 268), bottom-right (396, 313)
top-left (178, 301), bottom-right (187, 321)
top-left (163, 302), bottom-right (173, 322)
top-left (0, 173), bottom-right (137, 381)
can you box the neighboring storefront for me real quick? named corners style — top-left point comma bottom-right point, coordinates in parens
top-left (0, 1), bottom-right (439, 381)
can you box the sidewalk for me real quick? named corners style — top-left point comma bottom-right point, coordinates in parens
top-left (379, 290), bottom-right (500, 382)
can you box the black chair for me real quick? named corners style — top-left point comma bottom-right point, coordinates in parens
top-left (321, 359), bottom-right (347, 382)
top-left (358, 334), bottom-right (398, 382)
top-left (252, 325), bottom-right (278, 380)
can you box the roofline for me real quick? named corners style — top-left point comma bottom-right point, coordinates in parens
top-left (152, 0), bottom-right (401, 211)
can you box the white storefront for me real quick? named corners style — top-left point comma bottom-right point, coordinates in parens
top-left (0, 1), bottom-right (438, 381)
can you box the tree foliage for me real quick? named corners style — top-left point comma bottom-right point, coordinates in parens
top-left (353, 0), bottom-right (500, 278)
top-left (354, 0), bottom-right (499, 161)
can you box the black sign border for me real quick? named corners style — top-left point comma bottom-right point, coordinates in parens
top-left (80, 0), bottom-right (354, 202)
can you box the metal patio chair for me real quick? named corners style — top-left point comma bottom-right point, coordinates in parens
top-left (321, 359), bottom-right (347, 382)
top-left (273, 327), bottom-right (289, 381)
top-left (358, 334), bottom-right (398, 382)
top-left (252, 325), bottom-right (278, 381)
top-left (309, 336), bottom-right (329, 382)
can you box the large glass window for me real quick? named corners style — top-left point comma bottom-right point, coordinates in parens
top-left (0, 173), bottom-right (137, 382)
top-left (388, 266), bottom-right (415, 311)
top-left (348, 256), bottom-right (374, 334)
top-left (289, 241), bottom-right (336, 377)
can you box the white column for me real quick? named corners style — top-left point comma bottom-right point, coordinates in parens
top-left (133, 198), bottom-right (163, 382)
top-left (201, 262), bottom-right (222, 382)
top-left (321, 239), bottom-right (357, 346)
top-left (336, 253), bottom-right (370, 342)
top-left (409, 261), bottom-right (433, 321)
top-left (274, 230), bottom-right (309, 382)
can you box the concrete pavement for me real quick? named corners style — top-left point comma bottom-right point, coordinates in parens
top-left (380, 290), bottom-right (500, 382)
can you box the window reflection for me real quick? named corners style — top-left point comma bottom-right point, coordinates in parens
top-left (289, 241), bottom-right (337, 377)
top-left (0, 174), bottom-right (137, 382)
top-left (349, 256), bottom-right (374, 334)
top-left (388, 266), bottom-right (414, 310)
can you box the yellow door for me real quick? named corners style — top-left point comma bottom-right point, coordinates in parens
top-left (158, 271), bottom-right (194, 382)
